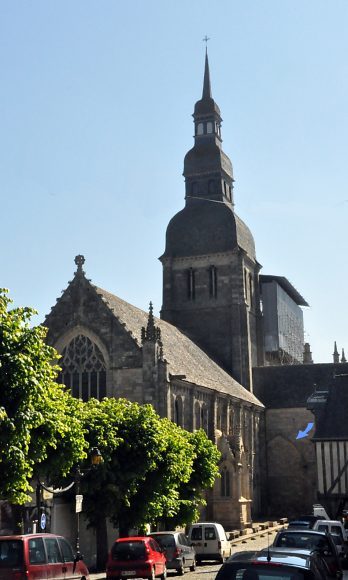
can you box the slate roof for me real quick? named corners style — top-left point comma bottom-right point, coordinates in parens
top-left (162, 202), bottom-right (256, 260)
top-left (93, 285), bottom-right (263, 408)
top-left (253, 363), bottom-right (348, 410)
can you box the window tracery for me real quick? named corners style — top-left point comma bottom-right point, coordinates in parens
top-left (59, 334), bottom-right (106, 401)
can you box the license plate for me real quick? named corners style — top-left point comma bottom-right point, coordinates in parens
top-left (122, 571), bottom-right (136, 576)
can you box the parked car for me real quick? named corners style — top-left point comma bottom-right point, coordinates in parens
top-left (215, 548), bottom-right (332, 580)
top-left (272, 529), bottom-right (342, 577)
top-left (187, 522), bottom-right (231, 564)
top-left (288, 515), bottom-right (323, 529)
top-left (0, 533), bottom-right (89, 580)
top-left (312, 519), bottom-right (348, 553)
top-left (106, 536), bottom-right (167, 580)
top-left (148, 531), bottom-right (195, 575)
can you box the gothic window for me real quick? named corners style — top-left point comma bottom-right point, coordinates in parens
top-left (221, 468), bottom-right (231, 497)
top-left (197, 122), bottom-right (204, 135)
top-left (201, 403), bottom-right (209, 435)
top-left (209, 266), bottom-right (217, 298)
top-left (207, 121), bottom-right (213, 134)
top-left (249, 273), bottom-right (253, 307)
top-left (194, 401), bottom-right (201, 430)
top-left (244, 268), bottom-right (249, 304)
top-left (174, 396), bottom-right (183, 427)
top-left (59, 334), bottom-right (106, 402)
top-left (229, 408), bottom-right (234, 435)
top-left (187, 268), bottom-right (195, 300)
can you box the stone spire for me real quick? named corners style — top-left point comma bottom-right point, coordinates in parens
top-left (303, 343), bottom-right (313, 364)
top-left (141, 302), bottom-right (161, 343)
top-left (183, 50), bottom-right (234, 207)
top-left (333, 341), bottom-right (340, 364)
top-left (202, 48), bottom-right (212, 99)
top-left (341, 348), bottom-right (347, 363)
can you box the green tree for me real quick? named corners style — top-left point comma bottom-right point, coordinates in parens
top-left (0, 289), bottom-right (86, 505)
top-left (79, 397), bottom-right (220, 569)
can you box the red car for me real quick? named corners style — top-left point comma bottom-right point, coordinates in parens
top-left (106, 536), bottom-right (167, 580)
top-left (0, 533), bottom-right (89, 580)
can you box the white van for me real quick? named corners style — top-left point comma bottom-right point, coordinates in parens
top-left (312, 520), bottom-right (348, 557)
top-left (188, 522), bottom-right (231, 563)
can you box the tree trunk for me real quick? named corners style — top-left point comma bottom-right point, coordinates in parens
top-left (96, 516), bottom-right (108, 571)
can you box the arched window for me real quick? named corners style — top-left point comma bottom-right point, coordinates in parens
top-left (221, 468), bottom-right (231, 497)
top-left (201, 403), bottom-right (209, 434)
top-left (194, 401), bottom-right (201, 430)
top-left (59, 334), bottom-right (106, 401)
top-left (174, 396), bottom-right (183, 427)
top-left (197, 123), bottom-right (204, 135)
top-left (209, 266), bottom-right (217, 298)
top-left (249, 273), bottom-right (253, 307)
top-left (187, 268), bottom-right (195, 300)
top-left (207, 121), bottom-right (213, 134)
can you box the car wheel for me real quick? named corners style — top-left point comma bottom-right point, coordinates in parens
top-left (190, 559), bottom-right (196, 572)
top-left (160, 565), bottom-right (167, 580)
top-left (178, 563), bottom-right (185, 575)
top-left (149, 566), bottom-right (156, 580)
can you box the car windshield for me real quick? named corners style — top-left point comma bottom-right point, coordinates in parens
top-left (217, 564), bottom-right (306, 580)
top-left (0, 540), bottom-right (23, 568)
top-left (274, 533), bottom-right (330, 551)
top-left (111, 541), bottom-right (146, 561)
top-left (150, 535), bottom-right (175, 548)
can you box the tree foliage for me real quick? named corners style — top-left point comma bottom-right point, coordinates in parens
top-left (0, 288), bottom-right (221, 550)
top-left (80, 398), bottom-right (220, 533)
top-left (0, 289), bottom-right (86, 503)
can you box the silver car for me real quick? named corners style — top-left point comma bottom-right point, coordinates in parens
top-left (149, 532), bottom-right (196, 575)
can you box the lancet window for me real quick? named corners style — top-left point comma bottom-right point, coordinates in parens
top-left (59, 334), bottom-right (106, 402)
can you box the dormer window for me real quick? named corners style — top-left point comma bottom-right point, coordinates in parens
top-left (197, 123), bottom-right (204, 135)
top-left (207, 121), bottom-right (213, 134)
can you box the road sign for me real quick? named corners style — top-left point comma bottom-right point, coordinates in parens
top-left (75, 494), bottom-right (83, 513)
top-left (40, 513), bottom-right (46, 530)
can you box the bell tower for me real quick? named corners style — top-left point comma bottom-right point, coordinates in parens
top-left (160, 51), bottom-right (263, 390)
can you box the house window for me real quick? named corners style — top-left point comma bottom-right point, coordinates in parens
top-left (221, 468), bottom-right (231, 497)
top-left (59, 334), bottom-right (106, 401)
top-left (209, 266), bottom-right (217, 298)
top-left (187, 268), bottom-right (195, 300)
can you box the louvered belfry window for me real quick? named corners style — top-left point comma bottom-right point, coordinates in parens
top-left (59, 334), bottom-right (106, 401)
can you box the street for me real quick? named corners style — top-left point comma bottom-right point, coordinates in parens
top-left (90, 527), bottom-right (348, 580)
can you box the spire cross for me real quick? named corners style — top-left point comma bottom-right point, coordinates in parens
top-left (203, 35), bottom-right (210, 47)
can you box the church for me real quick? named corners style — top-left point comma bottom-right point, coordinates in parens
top-left (42, 51), bottom-right (347, 536)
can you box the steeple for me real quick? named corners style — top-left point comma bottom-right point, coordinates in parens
top-left (333, 341), bottom-right (339, 364)
top-left (202, 49), bottom-right (212, 99)
top-left (183, 50), bottom-right (234, 207)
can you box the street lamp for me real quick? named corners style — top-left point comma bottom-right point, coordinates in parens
top-left (75, 447), bottom-right (103, 559)
top-left (36, 447), bottom-right (103, 558)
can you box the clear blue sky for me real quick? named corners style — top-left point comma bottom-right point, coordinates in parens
top-left (1, 1), bottom-right (347, 363)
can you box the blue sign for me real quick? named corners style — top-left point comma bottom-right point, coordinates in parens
top-left (40, 513), bottom-right (46, 530)
top-left (296, 422), bottom-right (314, 440)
